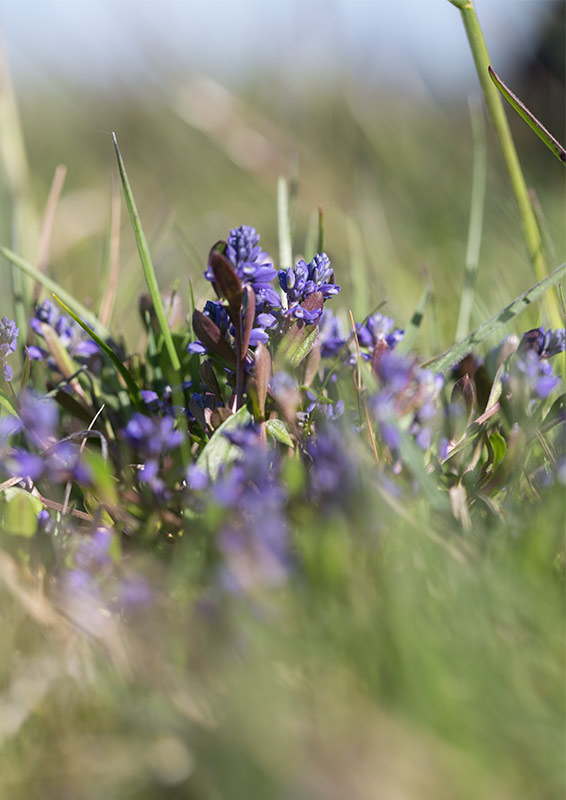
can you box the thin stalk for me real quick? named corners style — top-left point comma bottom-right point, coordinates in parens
top-left (34, 164), bottom-right (67, 305)
top-left (447, 0), bottom-right (561, 329)
top-left (455, 96), bottom-right (486, 341)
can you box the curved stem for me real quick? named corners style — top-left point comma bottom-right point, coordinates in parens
top-left (448, 0), bottom-right (561, 328)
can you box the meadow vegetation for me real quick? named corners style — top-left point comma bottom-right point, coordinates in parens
top-left (0, 4), bottom-right (564, 798)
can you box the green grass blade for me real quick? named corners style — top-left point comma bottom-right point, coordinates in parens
top-left (397, 284), bottom-right (430, 355)
top-left (0, 245), bottom-right (110, 338)
top-left (52, 294), bottom-right (143, 410)
top-left (455, 96), bottom-right (487, 341)
top-left (424, 261), bottom-right (566, 375)
top-left (112, 132), bottom-right (181, 373)
top-left (488, 66), bottom-right (566, 165)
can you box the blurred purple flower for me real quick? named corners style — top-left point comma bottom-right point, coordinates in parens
top-left (0, 316), bottom-right (19, 381)
top-left (356, 312), bottom-right (404, 353)
top-left (29, 299), bottom-right (99, 364)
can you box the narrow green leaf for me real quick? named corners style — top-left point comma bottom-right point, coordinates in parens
top-left (424, 261), bottom-right (566, 375)
top-left (0, 245), bottom-right (110, 338)
top-left (52, 294), bottom-right (143, 409)
top-left (455, 96), bottom-right (487, 340)
top-left (397, 285), bottom-right (430, 355)
top-left (112, 132), bottom-right (181, 372)
top-left (488, 66), bottom-right (566, 165)
top-left (196, 405), bottom-right (251, 480)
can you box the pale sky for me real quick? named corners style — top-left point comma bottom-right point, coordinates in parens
top-left (0, 0), bottom-right (556, 93)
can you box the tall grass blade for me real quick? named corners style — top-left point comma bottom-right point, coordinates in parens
top-left (455, 96), bottom-right (486, 341)
top-left (99, 177), bottom-right (121, 327)
top-left (112, 132), bottom-right (181, 373)
top-left (33, 164), bottom-right (67, 306)
top-left (0, 245), bottom-right (110, 338)
top-left (52, 294), bottom-right (142, 410)
top-left (488, 66), bottom-right (566, 165)
top-left (424, 261), bottom-right (566, 375)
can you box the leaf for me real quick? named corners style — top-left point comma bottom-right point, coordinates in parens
top-left (424, 261), bottom-right (566, 375)
top-left (0, 245), bottom-right (110, 338)
top-left (0, 388), bottom-right (19, 417)
top-left (397, 285), bottom-right (430, 355)
top-left (241, 285), bottom-right (256, 357)
top-left (0, 487), bottom-right (44, 538)
top-left (52, 294), bottom-right (143, 410)
top-left (196, 405), bottom-right (251, 480)
top-left (209, 248), bottom-right (243, 313)
top-left (266, 418), bottom-right (294, 448)
top-left (253, 342), bottom-right (271, 419)
top-left (488, 66), bottom-right (566, 165)
top-left (279, 292), bottom-right (323, 367)
top-left (112, 132), bottom-right (181, 372)
top-left (192, 309), bottom-right (236, 367)
top-left (487, 431), bottom-right (506, 473)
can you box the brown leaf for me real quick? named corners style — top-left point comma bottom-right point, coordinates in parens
top-left (192, 309), bottom-right (236, 367)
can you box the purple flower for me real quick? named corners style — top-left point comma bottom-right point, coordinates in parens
top-left (318, 310), bottom-right (348, 359)
top-left (29, 299), bottom-right (99, 365)
top-left (370, 352), bottom-right (443, 452)
top-left (518, 327), bottom-right (565, 359)
top-left (19, 391), bottom-right (58, 447)
top-left (208, 425), bottom-right (291, 592)
top-left (304, 424), bottom-right (357, 507)
top-left (279, 253), bottom-right (341, 323)
top-left (0, 316), bottom-right (19, 381)
top-left (356, 312), bottom-right (404, 355)
top-left (204, 226), bottom-right (280, 308)
top-left (123, 413), bottom-right (183, 456)
top-left (123, 413), bottom-right (184, 495)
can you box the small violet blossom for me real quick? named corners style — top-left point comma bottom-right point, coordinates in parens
top-left (123, 413), bottom-right (183, 496)
top-left (0, 316), bottom-right (19, 381)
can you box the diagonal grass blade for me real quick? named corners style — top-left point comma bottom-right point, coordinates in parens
top-left (112, 132), bottom-right (181, 373)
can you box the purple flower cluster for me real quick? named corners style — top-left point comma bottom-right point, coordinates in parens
top-left (204, 225), bottom-right (280, 310)
top-left (0, 316), bottom-right (19, 381)
top-left (356, 313), bottom-right (404, 355)
top-left (504, 327), bottom-right (565, 402)
top-left (371, 352), bottom-right (443, 452)
top-left (28, 299), bottom-right (99, 364)
top-left (0, 390), bottom-right (90, 484)
top-left (279, 252), bottom-right (340, 324)
top-left (211, 425), bottom-right (290, 592)
top-left (123, 413), bottom-right (184, 496)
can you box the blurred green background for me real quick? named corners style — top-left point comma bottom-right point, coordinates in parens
top-left (0, 1), bottom-right (563, 353)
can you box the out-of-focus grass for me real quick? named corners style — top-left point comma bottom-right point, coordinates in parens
top-left (8, 73), bottom-right (564, 353)
top-left (0, 489), bottom-right (563, 799)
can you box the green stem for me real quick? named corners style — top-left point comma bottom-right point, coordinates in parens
top-left (448, 0), bottom-right (561, 328)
